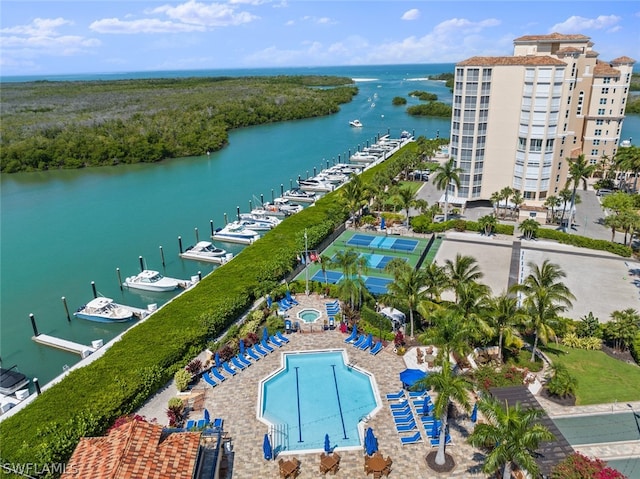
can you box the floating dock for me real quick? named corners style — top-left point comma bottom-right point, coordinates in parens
top-left (32, 334), bottom-right (100, 358)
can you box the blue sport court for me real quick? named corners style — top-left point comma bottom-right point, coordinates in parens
top-left (346, 234), bottom-right (419, 253)
top-left (310, 270), bottom-right (392, 295)
top-left (331, 252), bottom-right (406, 270)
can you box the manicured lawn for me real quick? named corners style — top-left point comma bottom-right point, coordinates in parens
top-left (544, 345), bottom-right (640, 405)
top-left (398, 180), bottom-right (423, 195)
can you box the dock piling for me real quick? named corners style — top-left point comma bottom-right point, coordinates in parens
top-left (249, 200), bottom-right (252, 212)
top-left (210, 220), bottom-right (214, 236)
top-left (91, 281), bottom-right (97, 299)
top-left (224, 213), bottom-right (228, 225)
top-left (62, 296), bottom-right (71, 321)
top-left (236, 206), bottom-right (240, 221)
top-left (280, 184), bottom-right (284, 196)
top-left (271, 189), bottom-right (274, 202)
top-left (117, 268), bottom-right (123, 290)
top-left (159, 246), bottom-right (165, 266)
top-left (29, 313), bottom-right (39, 336)
top-left (33, 378), bottom-right (41, 395)
top-left (139, 256), bottom-right (144, 272)
top-left (313, 167), bottom-right (316, 176)
top-left (195, 227), bottom-right (199, 243)
top-left (290, 178), bottom-right (293, 189)
top-left (198, 271), bottom-right (202, 281)
top-left (178, 236), bottom-right (183, 254)
top-left (260, 194), bottom-right (264, 206)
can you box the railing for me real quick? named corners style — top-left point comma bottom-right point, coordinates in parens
top-left (270, 422), bottom-right (289, 454)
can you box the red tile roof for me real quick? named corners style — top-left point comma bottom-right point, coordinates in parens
top-left (593, 61), bottom-right (621, 77)
top-left (514, 32), bottom-right (590, 42)
top-left (611, 56), bottom-right (636, 65)
top-left (457, 56), bottom-right (566, 67)
top-left (62, 421), bottom-right (201, 479)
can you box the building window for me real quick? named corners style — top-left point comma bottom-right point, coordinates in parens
top-left (559, 149), bottom-right (564, 157)
top-left (524, 191), bottom-right (535, 199)
top-left (599, 98), bottom-right (607, 105)
top-left (518, 137), bottom-right (526, 151)
top-left (593, 139), bottom-right (600, 146)
top-left (595, 129), bottom-right (602, 136)
top-left (545, 139), bottom-right (554, 152)
top-left (556, 174), bottom-right (560, 182)
top-left (602, 87), bottom-right (609, 94)
top-left (598, 108), bottom-right (605, 115)
top-left (530, 139), bottom-right (543, 152)
top-left (591, 149), bottom-right (598, 156)
top-left (596, 119), bottom-right (604, 125)
top-left (603, 77), bottom-right (611, 84)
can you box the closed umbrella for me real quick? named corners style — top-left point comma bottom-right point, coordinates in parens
top-left (263, 327), bottom-right (269, 342)
top-left (239, 339), bottom-right (245, 356)
top-left (380, 217), bottom-right (386, 230)
top-left (430, 420), bottom-right (439, 439)
top-left (266, 294), bottom-right (273, 308)
top-left (324, 434), bottom-right (331, 453)
top-left (214, 352), bottom-right (221, 369)
top-left (421, 397), bottom-right (431, 416)
top-left (263, 433), bottom-right (273, 460)
top-left (364, 427), bottom-right (378, 455)
top-left (203, 408), bottom-right (210, 425)
top-left (471, 402), bottom-right (478, 423)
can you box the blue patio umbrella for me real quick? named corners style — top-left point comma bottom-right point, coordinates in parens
top-left (471, 402), bottom-right (478, 423)
top-left (399, 368), bottom-right (427, 389)
top-left (421, 397), bottom-right (431, 416)
top-left (324, 434), bottom-right (331, 453)
top-left (364, 427), bottom-right (378, 456)
top-left (380, 217), bottom-right (386, 230)
top-left (203, 408), bottom-right (210, 425)
top-left (263, 433), bottom-right (273, 460)
top-left (266, 294), bottom-right (273, 308)
top-left (214, 352), bottom-right (221, 369)
top-left (239, 339), bottom-right (245, 356)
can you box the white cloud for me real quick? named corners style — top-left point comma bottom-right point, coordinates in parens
top-left (151, 0), bottom-right (259, 27)
top-left (550, 15), bottom-right (621, 33)
top-left (401, 9), bottom-right (420, 21)
top-left (90, 18), bottom-right (205, 34)
top-left (0, 17), bottom-right (72, 36)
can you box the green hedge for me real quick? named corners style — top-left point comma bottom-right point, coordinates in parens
top-left (410, 216), bottom-right (514, 236)
top-left (630, 331), bottom-right (640, 365)
top-left (536, 228), bottom-right (632, 257)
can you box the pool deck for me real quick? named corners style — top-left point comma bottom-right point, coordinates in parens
top-left (138, 293), bottom-right (487, 478)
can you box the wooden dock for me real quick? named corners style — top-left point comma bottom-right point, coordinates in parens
top-left (33, 334), bottom-right (99, 357)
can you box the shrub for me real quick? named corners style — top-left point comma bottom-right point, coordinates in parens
top-left (168, 397), bottom-right (184, 410)
top-left (536, 229), bottom-right (632, 257)
top-left (394, 331), bottom-right (405, 347)
top-left (552, 452), bottom-right (627, 479)
top-left (185, 359), bottom-right (203, 375)
top-left (174, 369), bottom-right (192, 392)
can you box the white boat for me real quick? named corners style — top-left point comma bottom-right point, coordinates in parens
top-left (212, 222), bottom-right (260, 244)
top-left (349, 119), bottom-right (363, 127)
top-left (180, 241), bottom-right (232, 264)
top-left (350, 151), bottom-right (380, 163)
top-left (298, 178), bottom-right (335, 192)
top-left (239, 212), bottom-right (282, 229)
top-left (237, 216), bottom-right (279, 231)
top-left (0, 366), bottom-right (29, 396)
top-left (123, 270), bottom-right (188, 292)
top-left (261, 198), bottom-right (304, 216)
top-left (281, 189), bottom-right (317, 203)
top-left (314, 171), bottom-right (348, 184)
top-left (74, 297), bottom-right (135, 323)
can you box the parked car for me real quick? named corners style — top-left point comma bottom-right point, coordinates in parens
top-left (596, 189), bottom-right (612, 196)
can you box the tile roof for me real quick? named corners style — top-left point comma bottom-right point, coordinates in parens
top-left (611, 56), bottom-right (636, 65)
top-left (593, 61), bottom-right (621, 77)
top-left (556, 47), bottom-right (581, 53)
top-left (457, 56), bottom-right (566, 67)
top-left (514, 32), bottom-right (590, 43)
top-left (61, 420), bottom-right (201, 479)
top-left (585, 50), bottom-right (599, 58)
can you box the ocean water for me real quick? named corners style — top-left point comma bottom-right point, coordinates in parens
top-left (0, 64), bottom-right (456, 386)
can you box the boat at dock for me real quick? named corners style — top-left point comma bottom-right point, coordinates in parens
top-left (239, 212), bottom-right (282, 230)
top-left (297, 177), bottom-right (335, 192)
top-left (0, 365), bottom-right (29, 396)
top-left (349, 151), bottom-right (380, 163)
top-left (123, 270), bottom-right (190, 292)
top-left (74, 297), bottom-right (135, 323)
top-left (179, 241), bottom-right (232, 264)
top-left (261, 198), bottom-right (304, 216)
top-left (212, 222), bottom-right (260, 244)
top-left (281, 189), bottom-right (317, 203)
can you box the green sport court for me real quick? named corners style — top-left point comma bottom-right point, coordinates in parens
top-left (296, 230), bottom-right (440, 295)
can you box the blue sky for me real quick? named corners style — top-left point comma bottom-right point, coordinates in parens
top-left (1, 1), bottom-right (639, 76)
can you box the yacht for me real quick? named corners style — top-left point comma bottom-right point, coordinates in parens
top-left (212, 222), bottom-right (260, 244)
top-left (74, 297), bottom-right (135, 323)
top-left (349, 119), bottom-right (363, 127)
top-left (180, 241), bottom-right (232, 264)
top-left (349, 151), bottom-right (380, 163)
top-left (123, 270), bottom-right (188, 292)
top-left (239, 212), bottom-right (282, 229)
top-left (0, 365), bottom-right (29, 396)
top-left (281, 189), bottom-right (317, 203)
top-left (297, 177), bottom-right (335, 192)
top-left (261, 198), bottom-right (304, 216)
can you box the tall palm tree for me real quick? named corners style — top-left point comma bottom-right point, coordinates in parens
top-left (418, 309), bottom-right (470, 362)
top-left (468, 397), bottom-right (554, 479)
top-left (615, 145), bottom-right (640, 193)
top-left (414, 358), bottom-right (472, 467)
top-left (384, 259), bottom-right (427, 338)
top-left (511, 260), bottom-right (575, 362)
top-left (499, 186), bottom-right (514, 219)
top-left (331, 249), bottom-right (369, 309)
top-left (510, 190), bottom-right (524, 219)
top-left (543, 195), bottom-right (561, 224)
top-left (565, 154), bottom-right (595, 232)
top-left (490, 191), bottom-right (502, 217)
top-left (558, 188), bottom-right (573, 227)
top-left (341, 174), bottom-right (366, 226)
top-left (433, 159), bottom-right (463, 221)
top-left (421, 262), bottom-right (448, 302)
top-left (486, 292), bottom-right (526, 362)
top-left (444, 253), bottom-right (484, 302)
top-left (394, 185), bottom-right (418, 226)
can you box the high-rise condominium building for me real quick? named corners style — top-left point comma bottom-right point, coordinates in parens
top-left (449, 33), bottom-right (635, 205)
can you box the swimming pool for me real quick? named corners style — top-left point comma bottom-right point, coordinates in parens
top-left (552, 412), bottom-right (639, 445)
top-left (259, 350), bottom-right (379, 453)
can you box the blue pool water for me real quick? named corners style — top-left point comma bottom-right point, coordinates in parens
top-left (260, 350), bottom-right (378, 452)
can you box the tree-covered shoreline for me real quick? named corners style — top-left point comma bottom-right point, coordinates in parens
top-left (0, 76), bottom-right (357, 173)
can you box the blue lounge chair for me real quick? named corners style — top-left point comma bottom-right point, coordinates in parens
top-left (400, 432), bottom-right (422, 445)
top-left (196, 419), bottom-right (206, 428)
top-left (246, 347), bottom-right (261, 361)
top-left (260, 339), bottom-right (275, 353)
top-left (396, 420), bottom-right (417, 433)
top-left (370, 341), bottom-right (383, 355)
top-left (254, 343), bottom-right (269, 356)
top-left (393, 413), bottom-right (414, 425)
top-left (285, 290), bottom-right (299, 305)
top-left (390, 399), bottom-right (409, 410)
top-left (328, 317), bottom-right (335, 329)
top-left (222, 362), bottom-right (237, 376)
top-left (231, 357), bottom-right (246, 370)
top-left (391, 407), bottom-right (412, 417)
top-left (276, 331), bottom-right (290, 343)
top-left (211, 368), bottom-right (226, 382)
top-left (213, 418), bottom-right (223, 430)
top-left (344, 329), bottom-right (358, 343)
top-left (185, 419), bottom-right (196, 429)
top-left (326, 306), bottom-right (340, 315)
top-left (359, 336), bottom-right (373, 351)
top-left (430, 434), bottom-right (452, 447)
top-left (352, 335), bottom-right (366, 348)
top-left (386, 390), bottom-right (405, 401)
top-left (278, 300), bottom-right (291, 311)
top-left (203, 372), bottom-right (217, 387)
top-left (285, 320), bottom-right (292, 334)
top-left (236, 355), bottom-right (251, 367)
top-left (408, 390), bottom-right (427, 398)
top-left (269, 335), bottom-right (283, 347)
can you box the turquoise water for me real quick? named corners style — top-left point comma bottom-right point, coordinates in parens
top-left (297, 309), bottom-right (321, 323)
top-left (552, 412), bottom-right (639, 444)
top-left (260, 351), bottom-right (377, 451)
top-left (1, 64), bottom-right (639, 388)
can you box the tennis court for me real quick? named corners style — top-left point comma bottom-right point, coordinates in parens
top-left (346, 234), bottom-right (419, 253)
top-left (298, 230), bottom-right (434, 295)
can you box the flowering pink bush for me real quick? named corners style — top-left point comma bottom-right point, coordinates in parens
top-left (552, 453), bottom-right (626, 479)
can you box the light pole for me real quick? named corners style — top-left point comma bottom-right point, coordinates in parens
top-left (304, 229), bottom-right (309, 296)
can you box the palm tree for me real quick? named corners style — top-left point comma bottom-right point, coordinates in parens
top-left (565, 154), bottom-right (596, 232)
top-left (510, 190), bottom-right (524, 219)
top-left (414, 358), bottom-right (472, 467)
top-left (511, 260), bottom-right (575, 362)
top-left (331, 249), bottom-right (369, 309)
top-left (544, 195), bottom-right (561, 224)
top-left (519, 218), bottom-right (539, 240)
top-left (341, 174), bottom-right (366, 226)
top-left (468, 397), bottom-right (554, 479)
top-left (444, 254), bottom-right (483, 303)
top-left (558, 188), bottom-right (573, 227)
top-left (615, 145), bottom-right (640, 193)
top-left (477, 214), bottom-right (497, 236)
top-left (419, 309), bottom-right (471, 362)
top-left (486, 292), bottom-right (526, 362)
top-left (384, 259), bottom-right (427, 338)
top-left (394, 185), bottom-right (418, 226)
top-left (421, 262), bottom-right (448, 302)
top-left (433, 159), bottom-right (462, 221)
top-left (490, 191), bottom-right (502, 217)
top-left (499, 186), bottom-right (514, 219)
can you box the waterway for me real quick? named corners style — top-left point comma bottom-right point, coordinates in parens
top-left (0, 64), bottom-right (459, 386)
top-left (2, 64), bottom-right (640, 387)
